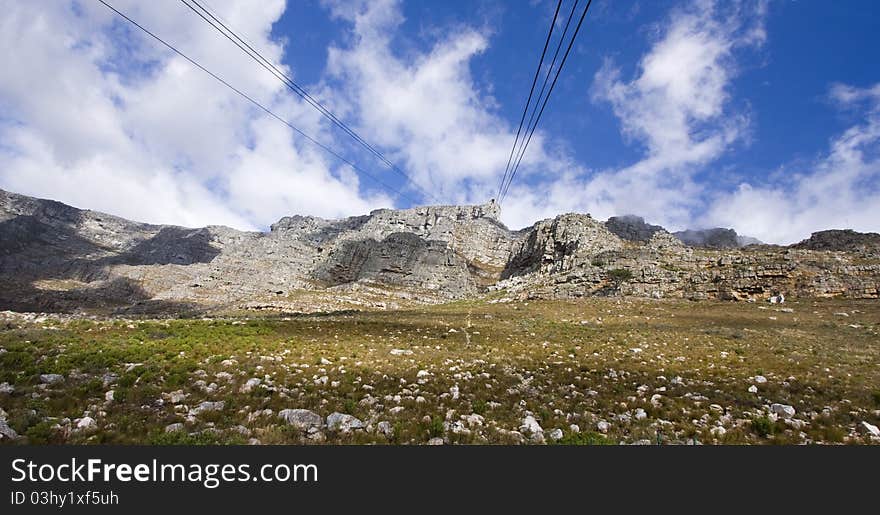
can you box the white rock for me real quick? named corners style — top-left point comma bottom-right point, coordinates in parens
top-left (164, 423), bottom-right (185, 433)
top-left (748, 385), bottom-right (758, 394)
top-left (240, 378), bottom-right (261, 393)
top-left (0, 382), bottom-right (15, 394)
top-left (169, 391), bottom-right (188, 404)
top-left (376, 421), bottom-right (394, 438)
top-left (569, 424), bottom-right (580, 433)
top-left (449, 385), bottom-right (460, 400)
top-left (192, 401), bottom-right (225, 415)
top-left (860, 421), bottom-right (880, 437)
top-left (427, 437), bottom-right (444, 445)
top-left (520, 415), bottom-right (543, 436)
top-left (326, 412), bottom-right (364, 433)
top-left (597, 421), bottom-right (611, 433)
top-left (416, 370), bottom-right (430, 378)
top-left (0, 420), bottom-right (19, 440)
top-left (320, 357), bottom-right (332, 365)
top-left (770, 403), bottom-right (796, 419)
top-left (75, 417), bottom-right (97, 431)
top-left (710, 426), bottom-right (726, 437)
top-left (278, 409), bottom-right (323, 431)
top-left (754, 375), bottom-right (768, 384)
top-left (389, 349), bottom-right (413, 356)
top-left (634, 408), bottom-right (647, 420)
top-left (548, 428), bottom-right (564, 441)
top-left (40, 374), bottom-right (64, 385)
top-left (104, 390), bottom-right (115, 402)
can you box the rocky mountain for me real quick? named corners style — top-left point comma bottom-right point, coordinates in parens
top-left (605, 214), bottom-right (761, 248)
top-left (673, 228), bottom-right (744, 249)
top-left (0, 188), bottom-right (877, 314)
top-left (792, 229), bottom-right (880, 253)
top-left (604, 215), bottom-right (664, 242)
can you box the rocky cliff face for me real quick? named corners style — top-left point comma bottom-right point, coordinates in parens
top-left (0, 188), bottom-right (877, 314)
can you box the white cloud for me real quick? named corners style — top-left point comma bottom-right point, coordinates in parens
top-left (493, 0), bottom-right (767, 230)
top-left (705, 83), bottom-right (880, 244)
top-left (568, 0), bottom-right (766, 229)
top-left (0, 0), bottom-right (389, 229)
top-left (320, 0), bottom-right (574, 228)
top-left (1, 0), bottom-right (874, 245)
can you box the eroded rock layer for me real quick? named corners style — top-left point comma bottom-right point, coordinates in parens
top-left (0, 188), bottom-right (877, 314)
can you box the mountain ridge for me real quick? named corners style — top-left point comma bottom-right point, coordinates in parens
top-left (1, 188), bottom-right (878, 314)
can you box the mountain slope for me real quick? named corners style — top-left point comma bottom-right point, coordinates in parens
top-left (1, 189), bottom-right (877, 314)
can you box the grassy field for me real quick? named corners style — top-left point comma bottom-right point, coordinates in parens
top-left (1, 297), bottom-right (879, 445)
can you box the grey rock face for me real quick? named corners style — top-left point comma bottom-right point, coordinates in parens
top-left (605, 215), bottom-right (665, 242)
top-left (0, 188), bottom-right (878, 311)
top-left (673, 228), bottom-right (742, 249)
top-left (792, 229), bottom-right (880, 253)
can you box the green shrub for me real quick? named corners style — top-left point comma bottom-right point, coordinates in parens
top-left (552, 431), bottom-right (615, 446)
top-left (751, 416), bottom-right (774, 437)
top-left (608, 268), bottom-right (634, 283)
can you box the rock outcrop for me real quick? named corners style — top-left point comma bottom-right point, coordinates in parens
top-left (792, 229), bottom-right (880, 254)
top-left (605, 215), bottom-right (664, 242)
top-left (0, 188), bottom-right (877, 314)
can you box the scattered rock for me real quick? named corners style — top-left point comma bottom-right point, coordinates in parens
top-left (520, 415), bottom-right (543, 436)
top-left (0, 382), bottom-right (14, 394)
top-left (427, 437), bottom-right (444, 445)
top-left (326, 412), bottom-right (364, 433)
top-left (376, 421), bottom-right (393, 438)
top-left (169, 391), bottom-right (188, 404)
top-left (0, 420), bottom-right (18, 440)
top-left (754, 375), bottom-right (768, 384)
top-left (770, 403), bottom-right (796, 419)
top-left (748, 385), bottom-right (758, 394)
top-left (278, 409), bottom-right (323, 432)
top-left (860, 421), bottom-right (880, 437)
top-left (389, 349), bottom-right (413, 356)
top-left (104, 390), bottom-right (114, 402)
top-left (548, 428), bottom-right (564, 441)
top-left (597, 421), bottom-right (610, 433)
top-left (192, 401), bottom-right (225, 415)
top-left (164, 423), bottom-right (185, 433)
top-left (75, 416), bottom-right (97, 431)
top-left (239, 378), bottom-right (261, 393)
top-left (39, 374), bottom-right (63, 385)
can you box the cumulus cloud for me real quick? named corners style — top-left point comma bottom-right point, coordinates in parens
top-left (497, 0), bottom-right (768, 230)
top-left (0, 0), bottom-right (389, 230)
top-left (1, 0), bottom-right (875, 244)
top-left (704, 83), bottom-right (880, 244)
top-left (323, 0), bottom-right (555, 203)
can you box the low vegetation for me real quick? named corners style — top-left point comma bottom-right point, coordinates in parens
top-left (0, 297), bottom-right (878, 445)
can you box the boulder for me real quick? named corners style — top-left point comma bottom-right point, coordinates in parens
top-left (326, 412), bottom-right (364, 433)
top-left (278, 409), bottom-right (323, 432)
top-left (770, 403), bottom-right (796, 419)
top-left (39, 374), bottom-right (64, 385)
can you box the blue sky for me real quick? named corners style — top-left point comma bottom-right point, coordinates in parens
top-left (0, 0), bottom-right (878, 243)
